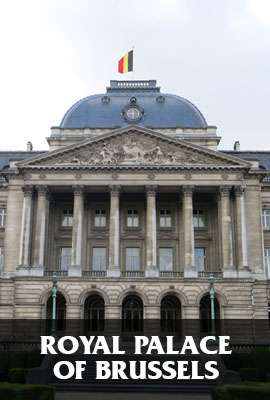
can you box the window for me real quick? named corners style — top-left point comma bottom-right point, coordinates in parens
top-left (160, 209), bottom-right (172, 228)
top-left (0, 208), bottom-right (7, 227)
top-left (127, 209), bottom-right (139, 228)
top-left (61, 209), bottom-right (73, 227)
top-left (193, 209), bottom-right (206, 228)
top-left (195, 247), bottom-right (206, 271)
top-left (0, 247), bottom-right (3, 270)
top-left (59, 247), bottom-right (71, 271)
top-left (94, 209), bottom-right (106, 227)
top-left (159, 248), bottom-right (173, 271)
top-left (264, 248), bottom-right (270, 277)
top-left (262, 209), bottom-right (270, 229)
top-left (92, 247), bottom-right (106, 271)
top-left (126, 248), bottom-right (140, 271)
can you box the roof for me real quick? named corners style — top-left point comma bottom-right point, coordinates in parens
top-left (59, 80), bottom-right (208, 130)
top-left (0, 151), bottom-right (45, 171)
top-left (223, 151), bottom-right (270, 170)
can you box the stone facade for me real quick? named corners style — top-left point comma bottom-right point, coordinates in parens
top-left (0, 80), bottom-right (269, 323)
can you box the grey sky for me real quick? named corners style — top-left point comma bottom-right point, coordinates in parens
top-left (0, 0), bottom-right (270, 150)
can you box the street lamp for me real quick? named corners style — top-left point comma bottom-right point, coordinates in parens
top-left (208, 273), bottom-right (216, 335)
top-left (51, 273), bottom-right (58, 336)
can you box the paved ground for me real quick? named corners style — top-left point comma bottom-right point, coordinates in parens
top-left (56, 392), bottom-right (211, 400)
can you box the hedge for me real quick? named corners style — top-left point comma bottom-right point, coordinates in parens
top-left (8, 368), bottom-right (27, 384)
top-left (0, 351), bottom-right (43, 382)
top-left (0, 383), bottom-right (54, 400)
top-left (212, 383), bottom-right (270, 400)
top-left (239, 368), bottom-right (260, 382)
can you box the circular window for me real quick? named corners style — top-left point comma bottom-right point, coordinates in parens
top-left (124, 107), bottom-right (142, 122)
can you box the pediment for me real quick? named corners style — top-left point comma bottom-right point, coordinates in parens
top-left (18, 126), bottom-right (250, 170)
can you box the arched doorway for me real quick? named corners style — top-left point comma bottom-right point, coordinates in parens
top-left (161, 295), bottom-right (181, 333)
top-left (122, 295), bottom-right (143, 332)
top-left (84, 294), bottom-right (105, 332)
top-left (199, 293), bottom-right (220, 333)
top-left (46, 292), bottom-right (66, 332)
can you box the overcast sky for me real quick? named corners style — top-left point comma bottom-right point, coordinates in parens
top-left (0, 0), bottom-right (270, 151)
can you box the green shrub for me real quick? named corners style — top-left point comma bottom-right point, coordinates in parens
top-left (8, 368), bottom-right (27, 384)
top-left (212, 383), bottom-right (270, 400)
top-left (239, 368), bottom-right (260, 382)
top-left (0, 382), bottom-right (54, 400)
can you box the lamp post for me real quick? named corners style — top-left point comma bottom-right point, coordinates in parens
top-left (51, 273), bottom-right (58, 336)
top-left (208, 273), bottom-right (216, 335)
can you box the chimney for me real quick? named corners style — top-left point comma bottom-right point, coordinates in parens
top-left (26, 141), bottom-right (33, 151)
top-left (233, 141), bottom-right (240, 151)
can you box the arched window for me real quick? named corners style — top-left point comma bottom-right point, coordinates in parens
top-left (199, 293), bottom-right (220, 333)
top-left (84, 294), bottom-right (105, 332)
top-left (161, 295), bottom-right (181, 333)
top-left (46, 293), bottom-right (66, 332)
top-left (122, 295), bottom-right (143, 332)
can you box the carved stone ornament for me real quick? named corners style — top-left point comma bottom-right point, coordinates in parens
top-left (111, 173), bottom-right (119, 180)
top-left (219, 186), bottom-right (232, 196)
top-left (72, 185), bottom-right (84, 196)
top-left (32, 131), bottom-right (231, 167)
top-left (22, 185), bottom-right (33, 197)
top-left (182, 185), bottom-right (194, 196)
top-left (235, 185), bottom-right (245, 196)
top-left (146, 185), bottom-right (157, 196)
top-left (147, 173), bottom-right (156, 180)
top-left (36, 185), bottom-right (49, 196)
top-left (110, 185), bottom-right (121, 196)
top-left (74, 173), bottom-right (82, 180)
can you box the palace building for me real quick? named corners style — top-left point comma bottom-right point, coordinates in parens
top-left (0, 79), bottom-right (270, 324)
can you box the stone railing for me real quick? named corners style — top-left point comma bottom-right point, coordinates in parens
top-left (121, 271), bottom-right (145, 278)
top-left (160, 271), bottom-right (184, 278)
top-left (198, 271), bottom-right (222, 279)
top-left (44, 270), bottom-right (68, 277)
top-left (82, 271), bottom-right (107, 277)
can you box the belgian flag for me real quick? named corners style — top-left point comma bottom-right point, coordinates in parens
top-left (118, 50), bottom-right (133, 73)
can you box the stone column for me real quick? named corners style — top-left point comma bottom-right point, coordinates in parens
top-left (219, 186), bottom-right (234, 277)
top-left (18, 186), bottom-right (33, 268)
top-left (33, 186), bottom-right (49, 274)
top-left (108, 185), bottom-right (121, 277)
top-left (145, 185), bottom-right (158, 277)
top-left (182, 186), bottom-right (196, 277)
top-left (235, 186), bottom-right (250, 276)
top-left (70, 186), bottom-right (84, 277)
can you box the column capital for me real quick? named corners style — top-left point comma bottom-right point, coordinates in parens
top-left (109, 185), bottom-right (121, 197)
top-left (182, 185), bottom-right (194, 196)
top-left (72, 185), bottom-right (84, 196)
top-left (36, 185), bottom-right (49, 196)
top-left (146, 185), bottom-right (157, 196)
top-left (219, 186), bottom-right (232, 196)
top-left (234, 185), bottom-right (245, 197)
top-left (22, 185), bottom-right (34, 197)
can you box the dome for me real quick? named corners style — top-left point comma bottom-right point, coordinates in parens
top-left (60, 80), bottom-right (207, 130)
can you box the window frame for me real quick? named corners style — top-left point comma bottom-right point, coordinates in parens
top-left (60, 208), bottom-right (73, 228)
top-left (92, 246), bottom-right (107, 271)
top-left (94, 209), bottom-right (107, 229)
top-left (194, 246), bottom-right (207, 272)
top-left (159, 208), bottom-right (173, 230)
top-left (262, 208), bottom-right (270, 229)
top-left (126, 209), bottom-right (140, 229)
top-left (159, 247), bottom-right (174, 272)
top-left (0, 247), bottom-right (4, 270)
top-left (193, 209), bottom-right (207, 229)
top-left (125, 247), bottom-right (141, 271)
top-left (0, 207), bottom-right (7, 228)
top-left (59, 247), bottom-right (72, 271)
top-left (264, 247), bottom-right (270, 277)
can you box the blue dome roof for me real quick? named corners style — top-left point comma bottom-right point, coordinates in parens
top-left (60, 80), bottom-right (207, 129)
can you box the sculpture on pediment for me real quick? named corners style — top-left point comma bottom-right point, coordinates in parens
top-left (34, 132), bottom-right (228, 166)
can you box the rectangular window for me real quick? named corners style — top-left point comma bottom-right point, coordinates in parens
top-left (193, 209), bottom-right (206, 228)
top-left (0, 208), bottom-right (7, 227)
top-left (59, 247), bottom-right (71, 271)
top-left (0, 247), bottom-right (3, 270)
top-left (61, 209), bottom-right (73, 227)
top-left (126, 248), bottom-right (140, 271)
top-left (159, 248), bottom-right (173, 271)
top-left (160, 209), bottom-right (172, 228)
top-left (127, 209), bottom-right (139, 228)
top-left (262, 209), bottom-right (270, 229)
top-left (94, 209), bottom-right (106, 227)
top-left (92, 247), bottom-right (106, 271)
top-left (195, 247), bottom-right (206, 271)
top-left (264, 248), bottom-right (270, 277)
